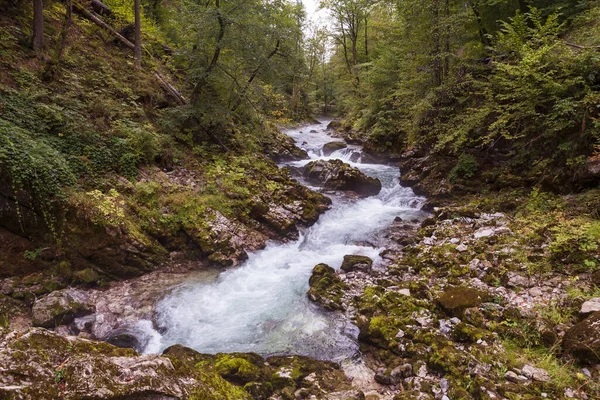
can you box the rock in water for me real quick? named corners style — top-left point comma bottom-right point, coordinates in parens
top-left (322, 141), bottom-right (347, 156)
top-left (307, 264), bottom-right (349, 311)
top-left (563, 311), bottom-right (600, 364)
top-left (340, 255), bottom-right (373, 272)
top-left (303, 159), bottom-right (382, 196)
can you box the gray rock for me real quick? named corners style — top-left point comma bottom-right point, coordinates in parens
top-left (505, 371), bottom-right (520, 383)
top-left (507, 272), bottom-right (532, 288)
top-left (32, 289), bottom-right (94, 328)
top-left (322, 141), bottom-right (347, 156)
top-left (303, 159), bottom-right (382, 196)
top-left (391, 364), bottom-right (413, 380)
top-left (474, 228), bottom-right (495, 239)
top-left (456, 244), bottom-right (468, 252)
top-left (580, 298), bottom-right (600, 314)
top-left (522, 364), bottom-right (551, 382)
top-left (440, 378), bottom-right (449, 393)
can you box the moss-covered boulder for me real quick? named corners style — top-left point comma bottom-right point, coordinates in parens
top-left (303, 159), bottom-right (382, 196)
top-left (0, 328), bottom-right (251, 400)
top-left (214, 353), bottom-right (266, 385)
top-left (322, 141), bottom-right (347, 156)
top-left (31, 289), bottom-right (94, 328)
top-left (436, 287), bottom-right (488, 317)
top-left (340, 255), bottom-right (373, 272)
top-left (307, 263), bottom-right (349, 310)
top-left (563, 311), bottom-right (600, 364)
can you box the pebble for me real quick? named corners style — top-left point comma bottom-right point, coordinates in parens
top-left (450, 238), bottom-right (460, 244)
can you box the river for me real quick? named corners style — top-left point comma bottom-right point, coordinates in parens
top-left (142, 119), bottom-right (425, 362)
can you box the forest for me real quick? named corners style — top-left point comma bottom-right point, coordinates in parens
top-left (1, 0), bottom-right (600, 398)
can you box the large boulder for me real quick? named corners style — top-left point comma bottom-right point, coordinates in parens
top-left (322, 141), bottom-right (347, 156)
top-left (32, 289), bottom-right (94, 328)
top-left (307, 264), bottom-right (349, 311)
top-left (563, 311), bottom-right (600, 364)
top-left (0, 328), bottom-right (250, 400)
top-left (303, 159), bottom-right (382, 196)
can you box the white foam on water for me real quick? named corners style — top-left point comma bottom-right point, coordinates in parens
top-left (142, 119), bottom-right (425, 361)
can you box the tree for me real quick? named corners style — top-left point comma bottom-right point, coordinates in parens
top-left (134, 0), bottom-right (141, 68)
top-left (32, 0), bottom-right (44, 53)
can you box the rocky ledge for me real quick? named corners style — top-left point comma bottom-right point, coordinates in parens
top-left (0, 328), bottom-right (361, 400)
top-left (307, 199), bottom-right (600, 399)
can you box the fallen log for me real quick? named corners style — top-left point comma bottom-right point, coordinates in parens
top-left (91, 0), bottom-right (112, 16)
top-left (73, 3), bottom-right (134, 50)
top-left (154, 71), bottom-right (188, 105)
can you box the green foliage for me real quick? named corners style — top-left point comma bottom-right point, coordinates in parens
top-left (323, 0), bottom-right (600, 187)
top-left (23, 248), bottom-right (42, 261)
top-left (448, 153), bottom-right (478, 183)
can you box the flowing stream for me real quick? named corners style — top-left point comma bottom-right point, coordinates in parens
top-left (142, 119), bottom-right (425, 361)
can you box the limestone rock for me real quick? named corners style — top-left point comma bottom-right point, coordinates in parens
top-left (580, 298), bottom-right (600, 314)
top-left (522, 364), bottom-right (551, 382)
top-left (32, 289), bottom-right (94, 328)
top-left (0, 328), bottom-right (250, 400)
top-left (303, 159), bottom-right (382, 196)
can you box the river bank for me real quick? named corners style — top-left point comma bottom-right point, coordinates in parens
top-left (3, 118), bottom-right (600, 400)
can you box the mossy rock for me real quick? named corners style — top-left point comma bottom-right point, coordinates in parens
top-left (73, 268), bottom-right (101, 285)
top-left (451, 322), bottom-right (494, 343)
top-left (214, 354), bottom-right (266, 385)
top-left (307, 263), bottom-right (349, 311)
top-left (340, 255), bottom-right (373, 272)
top-left (436, 287), bottom-right (488, 317)
top-left (322, 141), bottom-right (347, 156)
top-left (0, 329), bottom-right (252, 399)
top-left (563, 311), bottom-right (600, 364)
top-left (428, 344), bottom-right (471, 375)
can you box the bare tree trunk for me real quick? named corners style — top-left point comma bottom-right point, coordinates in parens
top-left (443, 0), bottom-right (450, 80)
top-left (231, 40), bottom-right (280, 112)
top-left (191, 0), bottom-right (225, 103)
top-left (43, 0), bottom-right (71, 78)
top-left (55, 0), bottom-right (72, 64)
top-left (134, 0), bottom-right (141, 69)
top-left (432, 0), bottom-right (442, 86)
top-left (364, 15), bottom-right (368, 60)
top-left (32, 0), bottom-right (44, 53)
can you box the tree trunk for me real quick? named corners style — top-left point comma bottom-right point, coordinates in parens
top-left (32, 0), bottom-right (44, 53)
top-left (134, 0), bottom-right (141, 69)
top-left (191, 0), bottom-right (225, 103)
top-left (73, 4), bottom-right (135, 49)
top-left (364, 15), bottom-right (368, 60)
